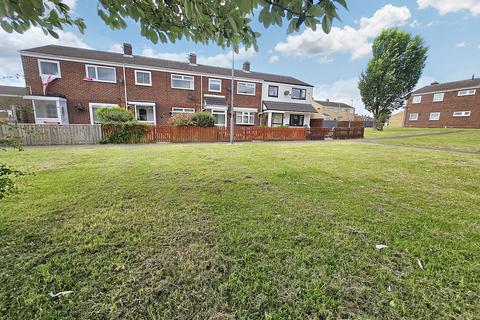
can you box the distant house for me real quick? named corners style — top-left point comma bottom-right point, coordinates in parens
top-left (404, 78), bottom-right (480, 128)
top-left (387, 111), bottom-right (405, 127)
top-left (0, 85), bottom-right (32, 123)
top-left (312, 100), bottom-right (355, 121)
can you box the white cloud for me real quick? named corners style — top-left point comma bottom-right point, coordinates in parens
top-left (317, 56), bottom-right (333, 64)
top-left (417, 0), bottom-right (480, 16)
top-left (314, 78), bottom-right (370, 115)
top-left (63, 0), bottom-right (76, 10)
top-left (455, 42), bottom-right (467, 48)
top-left (0, 27), bottom-right (90, 86)
top-left (275, 5), bottom-right (411, 62)
top-left (268, 55), bottom-right (279, 63)
top-left (141, 46), bottom-right (255, 68)
top-left (108, 43), bottom-right (124, 53)
top-left (410, 20), bottom-right (420, 28)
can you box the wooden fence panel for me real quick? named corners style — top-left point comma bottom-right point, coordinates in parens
top-left (0, 124), bottom-right (102, 146)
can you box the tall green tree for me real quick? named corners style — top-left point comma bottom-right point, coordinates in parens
top-left (358, 28), bottom-right (428, 130)
top-left (0, 0), bottom-right (348, 51)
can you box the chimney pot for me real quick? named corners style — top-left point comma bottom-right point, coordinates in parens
top-left (189, 53), bottom-right (197, 65)
top-left (431, 81), bottom-right (439, 85)
top-left (243, 61), bottom-right (250, 72)
top-left (326, 98), bottom-right (330, 102)
top-left (123, 43), bottom-right (132, 56)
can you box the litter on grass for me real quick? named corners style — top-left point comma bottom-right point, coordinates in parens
top-left (374, 244), bottom-right (388, 250)
top-left (49, 291), bottom-right (74, 298)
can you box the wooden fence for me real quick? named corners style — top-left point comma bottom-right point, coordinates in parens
top-left (102, 125), bottom-right (308, 143)
top-left (0, 124), bottom-right (102, 146)
top-left (308, 127), bottom-right (364, 140)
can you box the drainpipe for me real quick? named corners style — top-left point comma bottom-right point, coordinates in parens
top-left (200, 73), bottom-right (203, 111)
top-left (122, 64), bottom-right (128, 109)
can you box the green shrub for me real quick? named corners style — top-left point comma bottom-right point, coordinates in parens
top-left (97, 106), bottom-right (135, 124)
top-left (101, 123), bottom-right (148, 144)
top-left (169, 114), bottom-right (194, 126)
top-left (190, 112), bottom-right (216, 127)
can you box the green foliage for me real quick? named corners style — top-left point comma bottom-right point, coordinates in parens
top-left (169, 114), bottom-right (194, 127)
top-left (358, 28), bottom-right (428, 130)
top-left (0, 0), bottom-right (348, 51)
top-left (190, 112), bottom-right (216, 127)
top-left (101, 124), bottom-right (148, 144)
top-left (0, 163), bottom-right (25, 199)
top-left (96, 107), bottom-right (135, 124)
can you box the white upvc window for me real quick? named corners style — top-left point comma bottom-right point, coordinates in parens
top-left (212, 109), bottom-right (227, 127)
top-left (171, 74), bottom-right (194, 90)
top-left (429, 112), bottom-right (440, 121)
top-left (86, 65), bottom-right (116, 83)
top-left (38, 59), bottom-right (61, 77)
top-left (433, 92), bottom-right (444, 102)
top-left (208, 78), bottom-right (222, 92)
top-left (89, 103), bottom-right (118, 124)
top-left (237, 82), bottom-right (255, 95)
top-left (235, 111), bottom-right (255, 125)
top-left (409, 113), bottom-right (419, 121)
top-left (458, 89), bottom-right (476, 96)
top-left (412, 95), bottom-right (422, 104)
top-left (453, 111), bottom-right (471, 117)
top-left (135, 70), bottom-right (152, 86)
top-left (291, 87), bottom-right (307, 100)
top-left (171, 107), bottom-right (195, 115)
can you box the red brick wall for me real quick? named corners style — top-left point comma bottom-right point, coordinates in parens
top-left (23, 56), bottom-right (262, 125)
top-left (404, 90), bottom-right (480, 128)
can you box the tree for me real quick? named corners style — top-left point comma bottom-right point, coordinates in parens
top-left (358, 28), bottom-right (428, 130)
top-left (0, 0), bottom-right (348, 51)
top-left (96, 106), bottom-right (135, 124)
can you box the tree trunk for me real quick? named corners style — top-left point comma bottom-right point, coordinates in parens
top-left (373, 113), bottom-right (384, 131)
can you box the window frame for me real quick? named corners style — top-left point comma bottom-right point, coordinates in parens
top-left (271, 112), bottom-right (284, 126)
top-left (432, 92), bottom-right (444, 102)
top-left (429, 112), bottom-right (441, 121)
top-left (268, 85), bottom-right (279, 98)
top-left (171, 74), bottom-right (195, 90)
top-left (38, 59), bottom-right (61, 78)
top-left (237, 82), bottom-right (256, 95)
top-left (453, 111), bottom-right (471, 117)
top-left (235, 111), bottom-right (255, 125)
top-left (412, 95), bottom-right (422, 104)
top-left (289, 114), bottom-right (305, 126)
top-left (89, 103), bottom-right (119, 124)
top-left (85, 64), bottom-right (117, 83)
top-left (208, 78), bottom-right (222, 93)
top-left (211, 109), bottom-right (227, 127)
top-left (171, 107), bottom-right (195, 115)
top-left (134, 70), bottom-right (152, 86)
top-left (291, 87), bottom-right (307, 100)
top-left (458, 89), bottom-right (476, 96)
top-left (409, 113), bottom-right (419, 121)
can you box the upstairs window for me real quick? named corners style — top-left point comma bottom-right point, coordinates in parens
top-left (409, 113), bottom-right (419, 121)
top-left (237, 82), bottom-right (256, 95)
top-left (291, 88), bottom-right (306, 100)
top-left (429, 112), bottom-right (440, 121)
top-left (39, 60), bottom-right (61, 77)
top-left (412, 96), bottom-right (422, 104)
top-left (135, 70), bottom-right (151, 86)
top-left (433, 92), bottom-right (444, 102)
top-left (458, 89), bottom-right (476, 96)
top-left (86, 65), bottom-right (116, 83)
top-left (268, 85), bottom-right (279, 97)
top-left (171, 74), bottom-right (194, 90)
top-left (453, 111), bottom-right (471, 117)
top-left (208, 79), bottom-right (222, 92)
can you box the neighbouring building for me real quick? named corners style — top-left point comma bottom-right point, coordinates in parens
top-left (19, 44), bottom-right (317, 127)
top-left (404, 78), bottom-right (480, 128)
top-left (311, 100), bottom-right (355, 121)
top-left (387, 111), bottom-right (405, 127)
top-left (0, 85), bottom-right (33, 123)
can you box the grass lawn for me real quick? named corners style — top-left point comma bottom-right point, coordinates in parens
top-left (364, 127), bottom-right (452, 138)
top-left (1, 141), bottom-right (479, 319)
top-left (375, 129), bottom-right (480, 152)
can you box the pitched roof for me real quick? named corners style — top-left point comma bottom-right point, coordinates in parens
top-left (0, 85), bottom-right (28, 96)
top-left (263, 101), bottom-right (317, 113)
top-left (412, 78), bottom-right (480, 95)
top-left (21, 45), bottom-right (313, 87)
top-left (314, 100), bottom-right (354, 109)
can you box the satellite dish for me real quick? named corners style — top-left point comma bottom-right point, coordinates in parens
top-left (284, 90), bottom-right (290, 96)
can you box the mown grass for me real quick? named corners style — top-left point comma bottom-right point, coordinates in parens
top-left (1, 141), bottom-right (479, 319)
top-left (364, 127), bottom-right (452, 138)
top-left (376, 129), bottom-right (480, 152)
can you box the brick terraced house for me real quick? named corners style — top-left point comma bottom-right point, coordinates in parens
top-left (404, 78), bottom-right (480, 128)
top-left (20, 44), bottom-right (316, 127)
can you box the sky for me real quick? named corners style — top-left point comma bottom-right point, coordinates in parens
top-left (1, 0), bottom-right (480, 115)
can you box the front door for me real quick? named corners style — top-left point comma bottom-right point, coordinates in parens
top-left (289, 114), bottom-right (304, 127)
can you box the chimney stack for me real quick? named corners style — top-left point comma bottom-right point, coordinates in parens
top-left (189, 53), bottom-right (197, 65)
top-left (243, 61), bottom-right (250, 72)
top-left (326, 98), bottom-right (330, 102)
top-left (123, 43), bottom-right (133, 56)
top-left (431, 81), bottom-right (439, 85)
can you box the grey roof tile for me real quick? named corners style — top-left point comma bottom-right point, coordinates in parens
top-left (263, 101), bottom-right (317, 113)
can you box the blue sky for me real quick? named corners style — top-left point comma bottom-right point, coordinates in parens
top-left (1, 0), bottom-right (479, 115)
